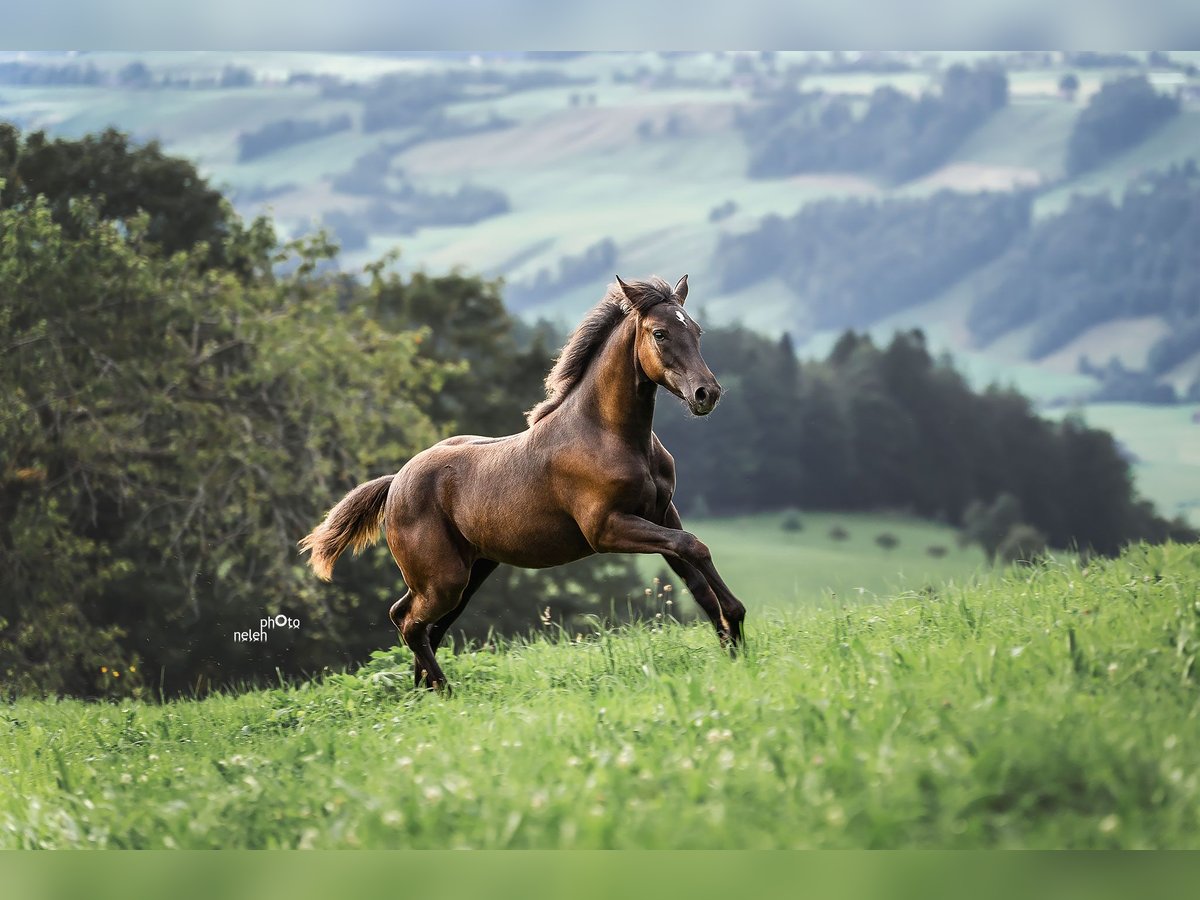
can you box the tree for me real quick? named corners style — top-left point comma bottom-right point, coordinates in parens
top-left (959, 494), bottom-right (1023, 563)
top-left (1066, 76), bottom-right (1180, 175)
top-left (0, 198), bottom-right (450, 697)
top-left (997, 524), bottom-right (1048, 565)
top-left (0, 125), bottom-right (236, 269)
top-left (1058, 72), bottom-right (1080, 100)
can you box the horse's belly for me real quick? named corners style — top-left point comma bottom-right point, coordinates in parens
top-left (466, 508), bottom-right (595, 569)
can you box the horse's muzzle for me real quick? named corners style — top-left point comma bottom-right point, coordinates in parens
top-left (689, 383), bottom-right (721, 416)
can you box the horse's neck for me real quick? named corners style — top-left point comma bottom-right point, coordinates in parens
top-left (576, 315), bottom-right (656, 446)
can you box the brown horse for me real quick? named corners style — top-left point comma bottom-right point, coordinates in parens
top-left (300, 275), bottom-right (746, 691)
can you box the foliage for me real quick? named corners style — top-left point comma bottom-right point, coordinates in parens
top-left (716, 189), bottom-right (1030, 329)
top-left (968, 164), bottom-right (1200, 359)
top-left (0, 60), bottom-right (103, 85)
top-left (780, 512), bottom-right (803, 532)
top-left (0, 196), bottom-right (452, 698)
top-left (996, 523), bottom-right (1048, 565)
top-left (329, 144), bottom-right (511, 237)
top-left (237, 115), bottom-right (353, 162)
top-left (874, 532), bottom-right (899, 552)
top-left (738, 64), bottom-right (1008, 182)
top-left (320, 68), bottom-right (587, 133)
top-left (1080, 357), bottom-right (1178, 404)
top-left (4, 543), bottom-right (1200, 848)
top-left (0, 125), bottom-right (235, 269)
top-left (1066, 76), bottom-right (1179, 175)
top-left (959, 493), bottom-right (1024, 563)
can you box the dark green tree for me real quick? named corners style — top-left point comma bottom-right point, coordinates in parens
top-left (0, 125), bottom-right (235, 269)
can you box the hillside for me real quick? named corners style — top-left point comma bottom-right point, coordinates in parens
top-left (3, 542), bottom-right (1198, 849)
top-left (3, 50), bottom-right (1200, 521)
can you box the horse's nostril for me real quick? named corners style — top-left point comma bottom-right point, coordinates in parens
top-left (695, 387), bottom-right (708, 404)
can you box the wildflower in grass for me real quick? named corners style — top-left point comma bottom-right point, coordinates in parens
top-left (1099, 814), bottom-right (1120, 834)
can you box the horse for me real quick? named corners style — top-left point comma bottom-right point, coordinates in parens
top-left (300, 274), bottom-right (747, 691)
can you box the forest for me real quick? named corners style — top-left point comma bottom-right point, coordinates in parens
top-left (716, 189), bottom-right (1031, 327)
top-left (969, 163), bottom-right (1200, 363)
top-left (0, 126), bottom-right (1193, 699)
top-left (737, 63), bottom-right (1009, 181)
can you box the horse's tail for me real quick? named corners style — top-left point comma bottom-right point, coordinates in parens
top-left (299, 474), bottom-right (395, 582)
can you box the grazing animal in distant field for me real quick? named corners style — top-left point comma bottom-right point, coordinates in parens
top-left (300, 275), bottom-right (746, 691)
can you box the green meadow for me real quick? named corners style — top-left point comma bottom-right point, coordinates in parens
top-left (4, 541), bottom-right (1198, 849)
top-left (649, 511), bottom-right (986, 609)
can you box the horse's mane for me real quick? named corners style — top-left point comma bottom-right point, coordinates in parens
top-left (526, 276), bottom-right (675, 425)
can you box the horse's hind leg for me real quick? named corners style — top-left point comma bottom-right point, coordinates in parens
top-left (392, 551), bottom-right (474, 693)
top-left (423, 558), bottom-right (499, 667)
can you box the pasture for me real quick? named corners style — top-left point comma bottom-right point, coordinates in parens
top-left (650, 511), bottom-right (986, 609)
top-left (3, 541), bottom-right (1197, 849)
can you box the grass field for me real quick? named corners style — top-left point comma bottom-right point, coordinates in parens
top-left (3, 541), bottom-right (1197, 849)
top-left (658, 511), bottom-right (986, 609)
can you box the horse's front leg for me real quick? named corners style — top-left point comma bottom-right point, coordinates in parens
top-left (659, 503), bottom-right (741, 647)
top-left (589, 509), bottom-right (746, 647)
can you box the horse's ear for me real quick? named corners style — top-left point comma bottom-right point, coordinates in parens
top-left (673, 274), bottom-right (688, 305)
top-left (615, 275), bottom-right (639, 310)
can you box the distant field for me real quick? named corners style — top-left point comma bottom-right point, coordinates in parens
top-left (4, 542), bottom-right (1198, 848)
top-left (947, 98), bottom-right (1077, 182)
top-left (652, 511), bottom-right (988, 611)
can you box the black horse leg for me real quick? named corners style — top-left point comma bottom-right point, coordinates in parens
top-left (663, 555), bottom-right (733, 644)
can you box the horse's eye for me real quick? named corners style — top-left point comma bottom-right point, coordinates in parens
top-left (653, 330), bottom-right (666, 342)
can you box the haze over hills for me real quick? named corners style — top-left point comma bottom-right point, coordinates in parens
top-left (3, 50), bottom-right (1199, 522)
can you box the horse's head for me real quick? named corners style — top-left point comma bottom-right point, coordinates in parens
top-left (617, 274), bottom-right (722, 416)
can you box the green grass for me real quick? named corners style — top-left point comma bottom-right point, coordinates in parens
top-left (3, 542), bottom-right (1199, 849)
top-left (662, 511), bottom-right (985, 609)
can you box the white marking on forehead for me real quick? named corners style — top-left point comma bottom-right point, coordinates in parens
top-left (674, 309), bottom-right (687, 324)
